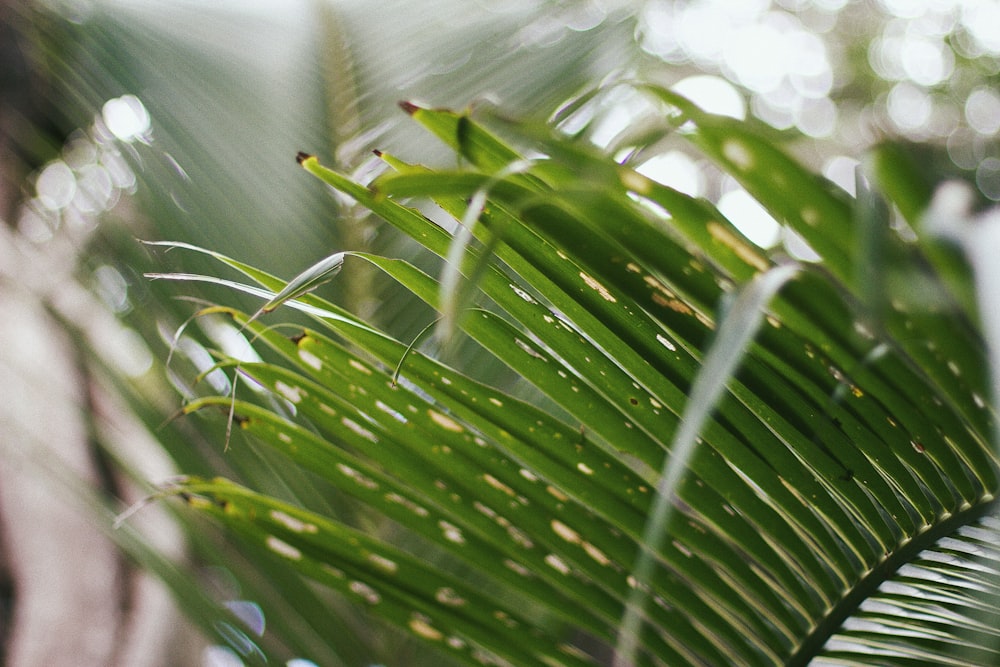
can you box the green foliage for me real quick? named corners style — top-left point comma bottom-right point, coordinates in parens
top-left (155, 89), bottom-right (1000, 666)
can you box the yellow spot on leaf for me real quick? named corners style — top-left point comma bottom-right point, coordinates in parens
top-left (428, 409), bottom-right (464, 432)
top-left (342, 417), bottom-right (377, 442)
top-left (801, 207), bottom-right (820, 226)
top-left (707, 221), bottom-right (769, 271)
top-left (579, 271), bottom-right (617, 302)
top-left (545, 553), bottom-right (571, 575)
top-left (349, 580), bottom-right (381, 604)
top-left (483, 474), bottom-right (516, 497)
top-left (367, 553), bottom-right (398, 573)
top-left (269, 510), bottom-right (318, 533)
top-left (547, 485), bottom-right (569, 502)
top-left (298, 348), bottom-right (323, 370)
top-left (435, 587), bottom-right (467, 607)
top-left (409, 614), bottom-right (444, 641)
top-left (722, 139), bottom-right (754, 170)
top-left (505, 559), bottom-right (532, 576)
top-left (385, 492), bottom-right (429, 517)
top-left (656, 333), bottom-right (677, 351)
top-left (519, 468), bottom-right (539, 482)
top-left (619, 168), bottom-right (652, 195)
top-left (274, 381), bottom-right (304, 404)
top-left (349, 359), bottom-right (372, 375)
top-left (584, 542), bottom-right (611, 566)
top-left (551, 519), bottom-right (580, 544)
top-left (266, 535), bottom-right (301, 560)
top-left (337, 463), bottom-right (379, 490)
top-left (439, 520), bottom-right (466, 544)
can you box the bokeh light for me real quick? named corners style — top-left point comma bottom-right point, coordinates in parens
top-left (784, 227), bottom-right (823, 262)
top-left (636, 0), bottom-right (1000, 213)
top-left (18, 94), bottom-right (144, 249)
top-left (671, 75), bottom-right (745, 119)
top-left (887, 82), bottom-right (933, 133)
top-left (202, 646), bottom-right (244, 667)
top-left (102, 94), bottom-right (152, 143)
top-left (639, 1), bottom-right (835, 138)
top-left (36, 162), bottom-right (77, 211)
top-left (637, 150), bottom-right (705, 197)
top-left (718, 188), bottom-right (782, 249)
top-left (961, 0), bottom-right (1000, 55)
top-left (823, 155), bottom-right (861, 196)
top-left (977, 157), bottom-right (1000, 201)
top-left (965, 87), bottom-right (1000, 135)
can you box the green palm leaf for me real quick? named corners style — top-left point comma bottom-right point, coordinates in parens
top-left (156, 92), bottom-right (1000, 666)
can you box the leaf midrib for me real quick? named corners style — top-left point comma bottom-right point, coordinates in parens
top-left (786, 494), bottom-right (1000, 667)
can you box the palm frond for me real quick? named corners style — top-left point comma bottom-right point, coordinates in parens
top-left (155, 91), bottom-right (999, 666)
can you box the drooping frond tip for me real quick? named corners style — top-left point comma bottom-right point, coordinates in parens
top-left (398, 100), bottom-right (421, 116)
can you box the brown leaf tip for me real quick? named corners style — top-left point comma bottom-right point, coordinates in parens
top-left (372, 149), bottom-right (383, 158)
top-left (398, 100), bottom-right (421, 115)
top-left (296, 151), bottom-right (314, 165)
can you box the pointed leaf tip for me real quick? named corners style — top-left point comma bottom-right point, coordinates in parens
top-left (398, 100), bottom-right (421, 115)
top-left (372, 149), bottom-right (383, 158)
top-left (296, 151), bottom-right (314, 165)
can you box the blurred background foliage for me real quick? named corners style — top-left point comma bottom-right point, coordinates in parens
top-left (1, 0), bottom-right (999, 665)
